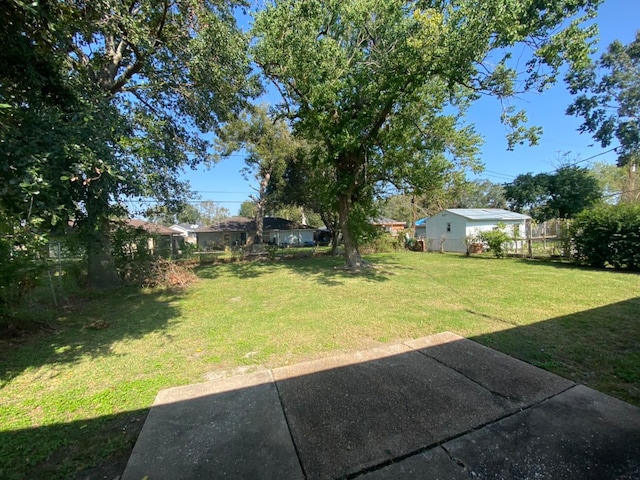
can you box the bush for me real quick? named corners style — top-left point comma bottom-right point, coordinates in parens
top-left (571, 203), bottom-right (640, 271)
top-left (479, 224), bottom-right (511, 258)
top-left (360, 233), bottom-right (402, 253)
top-left (0, 225), bottom-right (47, 325)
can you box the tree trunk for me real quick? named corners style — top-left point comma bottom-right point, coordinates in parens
top-left (254, 203), bottom-right (264, 245)
top-left (330, 230), bottom-right (340, 256)
top-left (87, 226), bottom-right (122, 290)
top-left (253, 170), bottom-right (271, 245)
top-left (338, 193), bottom-right (365, 270)
top-left (85, 185), bottom-right (122, 290)
top-left (319, 211), bottom-right (340, 255)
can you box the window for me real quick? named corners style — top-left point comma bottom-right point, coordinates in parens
top-left (446, 222), bottom-right (451, 233)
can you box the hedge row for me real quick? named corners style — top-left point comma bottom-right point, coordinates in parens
top-left (571, 203), bottom-right (640, 271)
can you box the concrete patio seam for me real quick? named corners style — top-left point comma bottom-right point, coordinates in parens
top-left (404, 338), bottom-right (577, 407)
top-left (440, 444), bottom-right (469, 471)
top-left (271, 368), bottom-right (308, 480)
top-left (343, 383), bottom-right (580, 480)
top-left (408, 343), bottom-right (515, 404)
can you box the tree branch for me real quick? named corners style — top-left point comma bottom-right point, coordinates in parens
top-left (152, 0), bottom-right (170, 48)
top-left (108, 42), bottom-right (144, 94)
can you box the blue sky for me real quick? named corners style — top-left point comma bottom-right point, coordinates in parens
top-left (181, 0), bottom-right (639, 215)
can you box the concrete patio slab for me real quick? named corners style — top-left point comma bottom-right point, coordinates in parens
top-left (120, 332), bottom-right (640, 480)
top-left (362, 384), bottom-right (640, 479)
top-left (273, 346), bottom-right (510, 479)
top-left (440, 384), bottom-right (640, 479)
top-left (121, 370), bottom-right (303, 480)
top-left (405, 332), bottom-right (574, 406)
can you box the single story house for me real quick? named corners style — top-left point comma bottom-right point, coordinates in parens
top-left (48, 219), bottom-right (178, 259)
top-left (169, 223), bottom-right (202, 244)
top-left (420, 209), bottom-right (530, 253)
top-left (370, 217), bottom-right (407, 236)
top-left (126, 219), bottom-right (177, 255)
top-left (196, 217), bottom-right (316, 250)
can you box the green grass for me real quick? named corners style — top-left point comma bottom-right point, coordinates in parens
top-left (1, 251), bottom-right (639, 479)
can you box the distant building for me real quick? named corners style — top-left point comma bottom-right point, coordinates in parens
top-left (370, 217), bottom-right (407, 236)
top-left (169, 223), bottom-right (202, 244)
top-left (196, 217), bottom-right (316, 250)
top-left (421, 209), bottom-right (530, 253)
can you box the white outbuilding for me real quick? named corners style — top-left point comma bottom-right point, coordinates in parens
top-left (420, 209), bottom-right (531, 253)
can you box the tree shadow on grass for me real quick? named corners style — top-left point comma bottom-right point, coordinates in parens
top-left (0, 297), bottom-right (640, 480)
top-left (0, 288), bottom-right (183, 388)
top-left (194, 254), bottom-right (397, 286)
top-left (0, 406), bottom-right (150, 480)
top-left (194, 259), bottom-right (281, 280)
top-left (463, 253), bottom-right (640, 276)
top-left (512, 256), bottom-right (640, 275)
top-left (470, 296), bottom-right (640, 406)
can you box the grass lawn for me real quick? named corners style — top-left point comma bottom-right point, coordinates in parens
top-left (1, 251), bottom-right (639, 479)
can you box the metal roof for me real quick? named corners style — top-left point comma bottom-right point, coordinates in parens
top-left (444, 209), bottom-right (530, 221)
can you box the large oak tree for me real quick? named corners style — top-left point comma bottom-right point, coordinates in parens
top-left (2, 0), bottom-right (257, 289)
top-left (252, 0), bottom-right (600, 270)
top-left (216, 106), bottom-right (300, 244)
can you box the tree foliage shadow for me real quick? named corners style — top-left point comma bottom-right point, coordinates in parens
top-left (194, 259), bottom-right (281, 280)
top-left (463, 253), bottom-right (640, 276)
top-left (1, 297), bottom-right (638, 479)
top-left (470, 297), bottom-right (640, 406)
top-left (0, 288), bottom-right (183, 387)
top-left (0, 406), bottom-right (150, 480)
top-left (513, 256), bottom-right (640, 275)
top-left (194, 253), bottom-right (398, 286)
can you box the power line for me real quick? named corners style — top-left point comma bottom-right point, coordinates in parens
top-left (482, 170), bottom-right (516, 180)
top-left (127, 199), bottom-right (246, 205)
top-left (479, 147), bottom-right (619, 184)
top-left (568, 147), bottom-right (618, 166)
top-left (192, 190), bottom-right (252, 194)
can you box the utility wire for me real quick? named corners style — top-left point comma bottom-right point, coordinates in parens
top-left (478, 147), bottom-right (619, 184)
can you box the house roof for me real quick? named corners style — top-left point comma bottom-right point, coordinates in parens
top-left (127, 219), bottom-right (175, 235)
top-left (197, 216), bottom-right (313, 233)
top-left (370, 217), bottom-right (406, 226)
top-left (415, 217), bottom-right (428, 226)
top-left (170, 223), bottom-right (202, 233)
top-left (443, 209), bottom-right (530, 221)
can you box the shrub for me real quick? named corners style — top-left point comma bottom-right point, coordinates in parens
top-left (360, 233), bottom-right (401, 253)
top-left (571, 203), bottom-right (640, 271)
top-left (0, 224), bottom-right (47, 325)
top-left (266, 244), bottom-right (278, 260)
top-left (479, 224), bottom-right (510, 258)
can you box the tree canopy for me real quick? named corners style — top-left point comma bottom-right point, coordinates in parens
top-left (216, 106), bottom-right (301, 243)
top-left (504, 165), bottom-right (602, 221)
top-left (253, 0), bottom-right (600, 269)
top-left (567, 30), bottom-right (640, 168)
top-left (1, 0), bottom-right (257, 288)
top-left (567, 30), bottom-right (640, 204)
